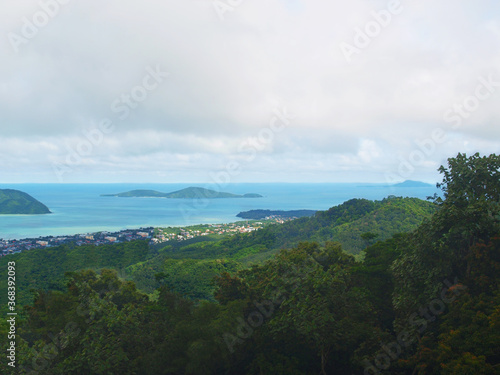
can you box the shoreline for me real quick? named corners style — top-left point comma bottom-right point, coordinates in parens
top-left (0, 217), bottom-right (288, 256)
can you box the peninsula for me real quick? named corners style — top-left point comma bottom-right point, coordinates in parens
top-left (102, 186), bottom-right (263, 199)
top-left (0, 189), bottom-right (51, 215)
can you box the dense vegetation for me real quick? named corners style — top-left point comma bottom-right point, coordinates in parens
top-left (0, 241), bottom-right (150, 308)
top-left (1, 153), bottom-right (499, 374)
top-left (124, 196), bottom-right (436, 299)
top-left (126, 256), bottom-right (241, 300)
top-left (163, 196), bottom-right (436, 262)
top-left (0, 189), bottom-right (51, 215)
top-left (0, 196), bottom-right (434, 306)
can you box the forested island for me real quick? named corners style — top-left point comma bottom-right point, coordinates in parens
top-left (1, 153), bottom-right (498, 374)
top-left (102, 186), bottom-right (263, 199)
top-left (0, 189), bottom-right (51, 214)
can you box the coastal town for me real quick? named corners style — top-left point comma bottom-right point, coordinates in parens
top-left (0, 217), bottom-right (289, 256)
top-left (152, 221), bottom-right (266, 243)
top-left (0, 227), bottom-right (156, 256)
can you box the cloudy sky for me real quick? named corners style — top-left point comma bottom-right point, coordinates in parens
top-left (1, 0), bottom-right (499, 183)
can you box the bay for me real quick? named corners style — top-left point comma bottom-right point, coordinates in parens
top-left (0, 183), bottom-right (439, 240)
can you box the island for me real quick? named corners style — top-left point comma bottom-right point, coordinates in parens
top-left (0, 189), bottom-right (51, 215)
top-left (392, 180), bottom-right (434, 188)
top-left (102, 187), bottom-right (263, 199)
top-left (236, 209), bottom-right (317, 220)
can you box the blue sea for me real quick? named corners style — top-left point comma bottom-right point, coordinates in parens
top-left (0, 183), bottom-right (439, 240)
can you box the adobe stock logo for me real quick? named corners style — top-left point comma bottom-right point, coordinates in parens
top-left (340, 0), bottom-right (403, 63)
top-left (443, 74), bottom-right (500, 129)
top-left (110, 66), bottom-right (169, 120)
top-left (363, 278), bottom-right (467, 374)
top-left (52, 65), bottom-right (169, 182)
top-left (8, 0), bottom-right (72, 54)
top-left (178, 105), bottom-right (295, 224)
top-left (212, 0), bottom-right (244, 21)
top-left (385, 73), bottom-right (499, 184)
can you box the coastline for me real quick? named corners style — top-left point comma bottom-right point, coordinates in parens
top-left (0, 182), bottom-right (440, 242)
top-left (0, 217), bottom-right (287, 256)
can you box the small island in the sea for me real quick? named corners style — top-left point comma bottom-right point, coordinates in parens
top-left (0, 189), bottom-right (51, 215)
top-left (392, 180), bottom-right (434, 188)
top-left (237, 209), bottom-right (317, 220)
top-left (102, 186), bottom-right (263, 199)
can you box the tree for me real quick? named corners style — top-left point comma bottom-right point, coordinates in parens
top-left (231, 242), bottom-right (374, 374)
top-left (397, 236), bottom-right (500, 374)
top-left (360, 232), bottom-right (379, 247)
top-left (20, 269), bottom-right (150, 374)
top-left (392, 153), bottom-right (500, 320)
top-left (436, 152), bottom-right (500, 207)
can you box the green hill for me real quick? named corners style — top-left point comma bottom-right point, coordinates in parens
top-left (0, 196), bottom-right (435, 305)
top-left (0, 241), bottom-right (150, 307)
top-left (126, 196), bottom-right (435, 298)
top-left (102, 186), bottom-right (263, 199)
top-left (160, 196), bottom-right (436, 263)
top-left (0, 189), bottom-right (51, 214)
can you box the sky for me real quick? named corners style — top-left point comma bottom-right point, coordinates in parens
top-left (1, 0), bottom-right (499, 184)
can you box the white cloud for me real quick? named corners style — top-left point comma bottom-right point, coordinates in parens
top-left (0, 0), bottom-right (499, 182)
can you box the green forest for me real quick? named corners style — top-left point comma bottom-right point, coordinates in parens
top-left (1, 152), bottom-right (499, 374)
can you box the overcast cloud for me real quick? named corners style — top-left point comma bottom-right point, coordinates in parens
top-left (1, 0), bottom-right (499, 183)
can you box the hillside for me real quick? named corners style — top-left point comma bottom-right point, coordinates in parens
top-left (160, 196), bottom-right (436, 263)
top-left (0, 196), bottom-right (435, 305)
top-left (124, 196), bottom-right (435, 299)
top-left (0, 189), bottom-right (51, 214)
top-left (126, 256), bottom-right (241, 300)
top-left (102, 186), bottom-right (263, 199)
top-left (0, 241), bottom-right (150, 307)
top-left (236, 209), bottom-right (317, 220)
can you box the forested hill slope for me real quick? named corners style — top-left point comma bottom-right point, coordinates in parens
top-left (159, 196), bottom-right (436, 262)
top-left (120, 196), bottom-right (435, 299)
top-left (0, 189), bottom-right (51, 214)
top-left (0, 241), bottom-right (150, 307)
top-left (0, 196), bottom-right (435, 306)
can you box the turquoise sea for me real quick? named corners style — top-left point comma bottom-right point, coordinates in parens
top-left (0, 183), bottom-right (439, 240)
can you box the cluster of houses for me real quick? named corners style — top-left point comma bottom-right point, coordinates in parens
top-left (0, 217), bottom-right (290, 256)
top-left (262, 215), bottom-right (287, 224)
top-left (152, 222), bottom-right (264, 243)
top-left (0, 228), bottom-right (155, 256)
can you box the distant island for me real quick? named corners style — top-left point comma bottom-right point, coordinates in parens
top-left (392, 180), bottom-right (434, 188)
top-left (237, 209), bottom-right (317, 220)
top-left (0, 189), bottom-right (51, 215)
top-left (102, 187), bottom-right (263, 199)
